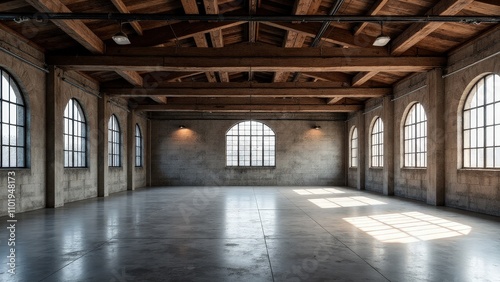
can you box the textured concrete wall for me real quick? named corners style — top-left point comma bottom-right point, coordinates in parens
top-left (444, 28), bottom-right (500, 216)
top-left (0, 29), bottom-right (46, 216)
top-left (151, 119), bottom-right (345, 186)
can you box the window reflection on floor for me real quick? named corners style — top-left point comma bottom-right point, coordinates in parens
top-left (344, 212), bottom-right (472, 243)
top-left (308, 196), bottom-right (386, 208)
top-left (293, 188), bottom-right (345, 195)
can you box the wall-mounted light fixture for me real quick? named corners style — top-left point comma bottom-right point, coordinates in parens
top-left (313, 125), bottom-right (321, 130)
top-left (179, 125), bottom-right (186, 129)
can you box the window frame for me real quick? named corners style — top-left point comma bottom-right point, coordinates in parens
top-left (370, 117), bottom-right (384, 168)
top-left (63, 98), bottom-right (87, 168)
top-left (350, 127), bottom-right (358, 168)
top-left (226, 120), bottom-right (276, 167)
top-left (108, 114), bottom-right (121, 167)
top-left (0, 68), bottom-right (26, 168)
top-left (462, 73), bottom-right (500, 169)
top-left (403, 102), bottom-right (428, 168)
top-left (135, 123), bottom-right (143, 167)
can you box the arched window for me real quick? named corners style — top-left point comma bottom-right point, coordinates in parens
top-left (463, 73), bottom-right (500, 168)
top-left (226, 120), bottom-right (275, 167)
top-left (108, 115), bottom-right (121, 167)
top-left (404, 103), bottom-right (427, 168)
top-left (63, 99), bottom-right (86, 167)
top-left (135, 124), bottom-right (143, 167)
top-left (350, 127), bottom-right (358, 168)
top-left (1, 68), bottom-right (26, 168)
top-left (371, 118), bottom-right (384, 167)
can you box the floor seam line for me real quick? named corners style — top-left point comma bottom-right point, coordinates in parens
top-left (254, 187), bottom-right (276, 282)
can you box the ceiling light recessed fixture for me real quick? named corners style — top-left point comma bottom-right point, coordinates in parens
top-left (179, 125), bottom-right (186, 129)
top-left (373, 22), bottom-right (390, 47)
top-left (112, 22), bottom-right (131, 45)
top-left (313, 125), bottom-right (321, 130)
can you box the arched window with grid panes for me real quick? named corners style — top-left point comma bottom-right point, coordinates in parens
top-left (108, 115), bottom-right (121, 167)
top-left (371, 118), bottom-right (384, 168)
top-left (1, 68), bottom-right (26, 168)
top-left (63, 98), bottom-right (87, 168)
top-left (226, 121), bottom-right (275, 167)
top-left (463, 73), bottom-right (500, 168)
top-left (403, 103), bottom-right (427, 168)
top-left (350, 126), bottom-right (358, 168)
top-left (135, 124), bottom-right (143, 167)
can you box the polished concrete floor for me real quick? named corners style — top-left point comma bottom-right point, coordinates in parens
top-left (1, 186), bottom-right (500, 282)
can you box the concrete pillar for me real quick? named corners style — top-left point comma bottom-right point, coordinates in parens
top-left (427, 68), bottom-right (445, 205)
top-left (46, 66), bottom-right (64, 208)
top-left (98, 95), bottom-right (109, 197)
top-left (127, 110), bottom-right (136, 191)
top-left (357, 112), bottom-right (365, 190)
top-left (383, 95), bottom-right (394, 195)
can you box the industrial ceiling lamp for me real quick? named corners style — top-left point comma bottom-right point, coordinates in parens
top-left (373, 22), bottom-right (391, 47)
top-left (112, 22), bottom-right (131, 45)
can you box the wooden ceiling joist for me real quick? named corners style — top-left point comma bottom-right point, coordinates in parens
top-left (49, 55), bottom-right (446, 73)
top-left (391, 0), bottom-right (476, 55)
top-left (110, 0), bottom-right (143, 35)
top-left (352, 71), bottom-right (378, 87)
top-left (104, 83), bottom-right (391, 98)
top-left (353, 0), bottom-right (390, 36)
top-left (135, 104), bottom-right (363, 113)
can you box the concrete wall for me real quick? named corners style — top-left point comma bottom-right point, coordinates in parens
top-left (0, 28), bottom-right (149, 215)
top-left (0, 28), bottom-right (46, 216)
top-left (347, 28), bottom-right (499, 216)
top-left (151, 118), bottom-right (345, 186)
top-left (444, 28), bottom-right (500, 216)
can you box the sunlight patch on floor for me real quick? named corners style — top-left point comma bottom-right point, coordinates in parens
top-left (344, 212), bottom-right (472, 243)
top-left (308, 196), bottom-right (386, 208)
top-left (293, 188), bottom-right (345, 195)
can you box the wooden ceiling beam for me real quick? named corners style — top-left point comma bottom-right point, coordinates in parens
top-left (204, 0), bottom-right (230, 82)
top-left (105, 45), bottom-right (389, 57)
top-left (104, 84), bottom-right (391, 98)
top-left (274, 0), bottom-right (320, 83)
top-left (352, 71), bottom-right (378, 87)
top-left (110, 0), bottom-right (143, 35)
top-left (391, 0), bottom-right (475, 55)
top-left (25, 0), bottom-right (144, 86)
top-left (327, 97), bottom-right (343, 104)
top-left (115, 70), bottom-right (143, 86)
top-left (150, 96), bottom-right (168, 104)
top-left (264, 22), bottom-right (375, 48)
top-left (353, 0), bottom-right (390, 36)
top-left (135, 104), bottom-right (362, 113)
top-left (182, 0), bottom-right (218, 83)
top-left (24, 0), bottom-right (104, 54)
top-left (49, 55), bottom-right (446, 72)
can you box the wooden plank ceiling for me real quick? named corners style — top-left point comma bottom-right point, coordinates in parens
top-left (0, 0), bottom-right (499, 113)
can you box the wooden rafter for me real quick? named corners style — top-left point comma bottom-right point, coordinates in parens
top-left (352, 71), bottom-right (378, 87)
top-left (353, 0), bottom-right (390, 36)
top-left (181, 0), bottom-right (218, 83)
top-left (204, 0), bottom-right (230, 82)
top-left (110, 0), bottom-right (143, 35)
top-left (25, 0), bottom-right (143, 88)
top-left (264, 22), bottom-right (375, 48)
top-left (391, 0), bottom-right (476, 55)
top-left (274, 0), bottom-right (322, 83)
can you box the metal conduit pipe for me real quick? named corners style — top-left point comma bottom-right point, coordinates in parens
top-left (0, 14), bottom-right (498, 23)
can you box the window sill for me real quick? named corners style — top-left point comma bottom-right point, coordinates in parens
top-left (458, 168), bottom-right (500, 172)
top-left (401, 167), bottom-right (427, 171)
top-left (226, 166), bottom-right (276, 169)
top-left (369, 167), bottom-right (383, 170)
